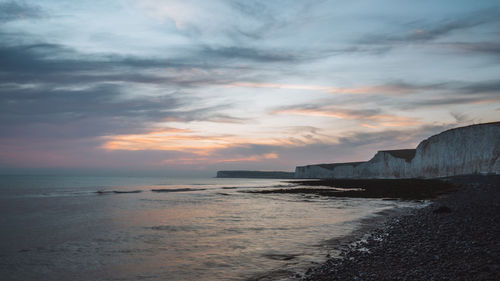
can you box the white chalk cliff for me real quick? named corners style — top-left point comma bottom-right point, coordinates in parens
top-left (295, 122), bottom-right (500, 179)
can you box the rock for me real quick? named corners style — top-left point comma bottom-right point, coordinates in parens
top-left (433, 206), bottom-right (452, 213)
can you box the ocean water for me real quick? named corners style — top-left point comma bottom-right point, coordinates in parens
top-left (0, 175), bottom-right (421, 280)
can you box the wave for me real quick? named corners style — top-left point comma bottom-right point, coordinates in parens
top-left (113, 190), bottom-right (142, 194)
top-left (25, 190), bottom-right (96, 198)
top-left (95, 190), bottom-right (142, 195)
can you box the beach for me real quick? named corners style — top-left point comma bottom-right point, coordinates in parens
top-left (301, 175), bottom-right (500, 281)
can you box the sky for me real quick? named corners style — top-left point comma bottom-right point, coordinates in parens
top-left (1, 0), bottom-right (499, 176)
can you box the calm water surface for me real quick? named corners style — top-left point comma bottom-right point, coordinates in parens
top-left (0, 175), bottom-right (421, 280)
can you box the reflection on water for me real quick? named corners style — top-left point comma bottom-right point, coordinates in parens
top-left (0, 176), bottom-right (421, 280)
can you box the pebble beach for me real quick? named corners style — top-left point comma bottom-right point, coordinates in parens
top-left (302, 176), bottom-right (500, 281)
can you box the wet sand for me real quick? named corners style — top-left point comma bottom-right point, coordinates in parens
top-left (301, 175), bottom-right (500, 281)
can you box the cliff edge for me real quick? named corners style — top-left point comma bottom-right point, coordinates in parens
top-left (295, 122), bottom-right (500, 179)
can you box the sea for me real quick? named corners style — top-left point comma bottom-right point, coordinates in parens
top-left (0, 175), bottom-right (423, 281)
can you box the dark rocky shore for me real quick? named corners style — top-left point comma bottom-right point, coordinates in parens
top-left (301, 175), bottom-right (500, 281)
top-left (251, 178), bottom-right (459, 200)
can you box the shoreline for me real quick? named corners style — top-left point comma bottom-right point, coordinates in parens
top-left (245, 202), bottom-right (423, 281)
top-left (259, 178), bottom-right (460, 200)
top-left (300, 175), bottom-right (500, 281)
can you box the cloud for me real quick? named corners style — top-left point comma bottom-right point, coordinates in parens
top-left (0, 84), bottom-right (185, 137)
top-left (457, 80), bottom-right (500, 94)
top-left (229, 79), bottom-right (500, 120)
top-left (272, 104), bottom-right (422, 127)
top-left (100, 127), bottom-right (296, 155)
top-left (0, 43), bottom-right (196, 83)
top-left (334, 124), bottom-right (454, 149)
top-left (138, 0), bottom-right (318, 41)
top-left (306, 80), bottom-right (500, 110)
top-left (199, 46), bottom-right (298, 62)
top-left (376, 80), bottom-right (500, 97)
top-left (136, 0), bottom-right (384, 63)
top-left (0, 41), bottom-right (308, 89)
top-left (0, 36), bottom-right (276, 166)
top-left (0, 82), bottom-right (247, 141)
top-left (0, 1), bottom-right (44, 22)
top-left (227, 81), bottom-right (446, 95)
top-left (450, 112), bottom-right (473, 124)
top-left (162, 152), bottom-right (279, 166)
top-left (1, 1), bottom-right (499, 174)
top-left (0, 84), bottom-right (179, 120)
top-left (401, 97), bottom-right (499, 109)
top-left (203, 114), bottom-right (249, 124)
top-left (358, 7), bottom-right (500, 50)
top-left (101, 129), bottom-right (232, 155)
top-left (389, 80), bottom-right (500, 109)
top-left (227, 82), bottom-right (340, 93)
top-left (439, 42), bottom-right (500, 57)
top-left (139, 0), bottom-right (231, 31)
top-left (321, 46), bottom-right (391, 56)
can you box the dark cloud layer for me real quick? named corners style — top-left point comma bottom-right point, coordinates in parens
top-left (357, 7), bottom-right (500, 58)
top-left (0, 1), bottom-right (44, 22)
top-left (0, 41), bottom-right (300, 87)
top-left (0, 43), bottom-right (182, 78)
top-left (0, 40), bottom-right (247, 141)
top-left (0, 84), bottom-right (181, 137)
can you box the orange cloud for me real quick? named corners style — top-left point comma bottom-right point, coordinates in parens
top-left (216, 152), bottom-right (278, 163)
top-left (361, 123), bottom-right (380, 129)
top-left (161, 153), bottom-right (279, 166)
top-left (273, 108), bottom-right (358, 119)
top-left (103, 133), bottom-right (232, 155)
top-left (101, 127), bottom-right (291, 155)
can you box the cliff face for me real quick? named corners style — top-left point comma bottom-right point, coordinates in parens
top-left (295, 122), bottom-right (500, 179)
top-left (294, 162), bottom-right (363, 179)
top-left (411, 122), bottom-right (500, 178)
top-left (355, 150), bottom-right (414, 179)
top-left (294, 165), bottom-right (334, 179)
